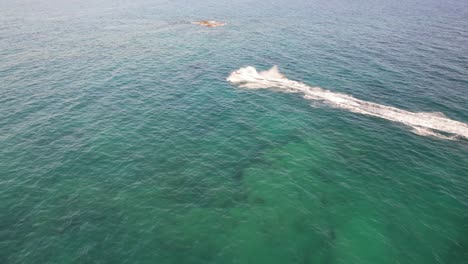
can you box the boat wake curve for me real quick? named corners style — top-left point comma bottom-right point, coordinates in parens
top-left (227, 66), bottom-right (468, 140)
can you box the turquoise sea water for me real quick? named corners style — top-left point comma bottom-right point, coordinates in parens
top-left (1, 0), bottom-right (468, 263)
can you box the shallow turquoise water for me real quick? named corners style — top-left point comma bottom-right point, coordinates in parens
top-left (1, 0), bottom-right (468, 263)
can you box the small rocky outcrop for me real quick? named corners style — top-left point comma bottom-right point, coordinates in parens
top-left (192, 20), bottom-right (226, 27)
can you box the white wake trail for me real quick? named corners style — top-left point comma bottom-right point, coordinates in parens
top-left (227, 66), bottom-right (468, 140)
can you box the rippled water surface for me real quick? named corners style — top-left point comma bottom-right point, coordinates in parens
top-left (1, 0), bottom-right (468, 263)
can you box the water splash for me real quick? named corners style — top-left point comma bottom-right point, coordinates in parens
top-left (227, 66), bottom-right (468, 140)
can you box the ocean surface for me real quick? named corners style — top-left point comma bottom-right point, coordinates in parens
top-left (1, 0), bottom-right (468, 263)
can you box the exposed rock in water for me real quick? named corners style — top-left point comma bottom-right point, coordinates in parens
top-left (192, 20), bottom-right (226, 27)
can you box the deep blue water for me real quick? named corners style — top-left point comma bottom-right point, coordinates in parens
top-left (1, 0), bottom-right (468, 263)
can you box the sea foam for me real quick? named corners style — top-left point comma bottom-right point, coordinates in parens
top-left (227, 66), bottom-right (468, 140)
